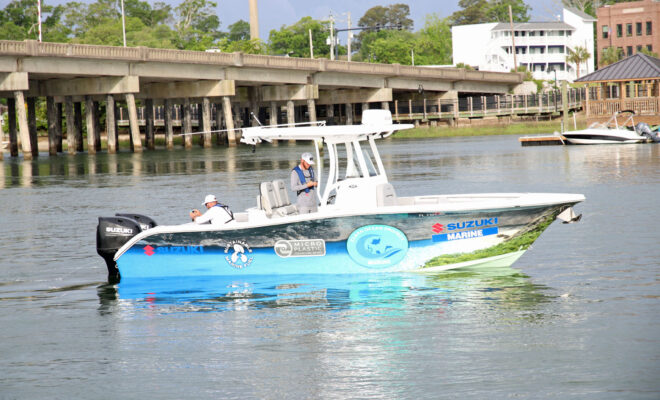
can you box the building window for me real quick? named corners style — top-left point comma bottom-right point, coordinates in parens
top-left (602, 25), bottom-right (609, 39)
top-left (636, 22), bottom-right (642, 36)
top-left (627, 46), bottom-right (633, 56)
top-left (626, 23), bottom-right (633, 37)
top-left (617, 24), bottom-right (623, 37)
top-left (648, 45), bottom-right (653, 52)
top-left (647, 22), bottom-right (652, 35)
top-left (637, 45), bottom-right (643, 52)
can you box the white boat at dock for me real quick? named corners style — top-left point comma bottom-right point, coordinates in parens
top-left (96, 110), bottom-right (584, 280)
top-left (562, 110), bottom-right (648, 144)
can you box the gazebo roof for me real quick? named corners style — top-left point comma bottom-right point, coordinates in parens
top-left (575, 53), bottom-right (660, 82)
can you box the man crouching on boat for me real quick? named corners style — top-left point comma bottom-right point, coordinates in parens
top-left (189, 194), bottom-right (234, 225)
top-left (291, 152), bottom-right (318, 213)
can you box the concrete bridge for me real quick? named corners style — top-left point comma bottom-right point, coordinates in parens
top-left (0, 39), bottom-right (526, 159)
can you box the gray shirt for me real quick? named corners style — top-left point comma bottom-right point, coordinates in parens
top-left (290, 167), bottom-right (317, 209)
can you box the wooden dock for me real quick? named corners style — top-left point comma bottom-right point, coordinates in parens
top-left (519, 135), bottom-right (567, 146)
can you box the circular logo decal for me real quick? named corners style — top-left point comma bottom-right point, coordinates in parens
top-left (346, 225), bottom-right (409, 268)
top-left (224, 240), bottom-right (254, 269)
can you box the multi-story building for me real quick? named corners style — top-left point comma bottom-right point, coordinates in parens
top-left (452, 7), bottom-right (595, 82)
top-left (597, 0), bottom-right (660, 68)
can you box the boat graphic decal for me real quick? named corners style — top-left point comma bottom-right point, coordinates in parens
top-left (144, 245), bottom-right (155, 256)
top-left (143, 245), bottom-right (204, 256)
top-left (432, 227), bottom-right (499, 242)
top-left (347, 225), bottom-right (409, 268)
top-left (274, 239), bottom-right (326, 258)
top-left (224, 240), bottom-right (254, 269)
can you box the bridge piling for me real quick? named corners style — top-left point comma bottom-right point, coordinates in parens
top-left (182, 98), bottom-right (192, 149)
top-left (74, 102), bottom-right (83, 152)
top-left (7, 97), bottom-right (18, 157)
top-left (106, 95), bottom-right (117, 154)
top-left (27, 97), bottom-right (38, 157)
top-left (145, 98), bottom-right (155, 150)
top-left (164, 98), bottom-right (174, 149)
top-left (346, 103), bottom-right (353, 125)
top-left (222, 96), bottom-right (235, 146)
top-left (14, 91), bottom-right (32, 160)
top-left (125, 93), bottom-right (142, 153)
top-left (202, 97), bottom-right (212, 148)
top-left (64, 97), bottom-right (76, 154)
top-left (85, 96), bottom-right (96, 155)
top-left (47, 96), bottom-right (58, 155)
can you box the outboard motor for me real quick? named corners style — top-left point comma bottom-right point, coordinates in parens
top-left (635, 122), bottom-right (660, 142)
top-left (115, 213), bottom-right (158, 231)
top-left (96, 214), bottom-right (157, 281)
top-left (635, 122), bottom-right (653, 138)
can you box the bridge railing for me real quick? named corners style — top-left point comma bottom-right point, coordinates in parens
top-left (0, 39), bottom-right (523, 84)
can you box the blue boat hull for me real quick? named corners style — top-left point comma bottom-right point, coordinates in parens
top-left (116, 205), bottom-right (570, 279)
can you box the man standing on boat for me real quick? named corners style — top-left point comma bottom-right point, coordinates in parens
top-left (291, 152), bottom-right (318, 213)
top-left (189, 194), bottom-right (233, 225)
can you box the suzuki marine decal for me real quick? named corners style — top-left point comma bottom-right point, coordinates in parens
top-left (347, 225), bottom-right (409, 268)
top-left (224, 240), bottom-right (254, 269)
top-left (431, 218), bottom-right (499, 242)
top-left (275, 239), bottom-right (326, 258)
top-left (143, 245), bottom-right (204, 256)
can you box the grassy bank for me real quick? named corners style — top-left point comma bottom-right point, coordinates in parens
top-left (395, 119), bottom-right (588, 138)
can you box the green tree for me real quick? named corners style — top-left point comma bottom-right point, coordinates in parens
top-left (639, 47), bottom-right (658, 58)
top-left (357, 3), bottom-right (413, 30)
top-left (269, 16), bottom-right (334, 58)
top-left (363, 30), bottom-right (416, 64)
top-left (227, 19), bottom-right (251, 42)
top-left (174, 0), bottom-right (221, 50)
top-left (0, 0), bottom-right (69, 41)
top-left (414, 14), bottom-right (452, 65)
top-left (450, 0), bottom-right (530, 25)
top-left (600, 46), bottom-right (623, 66)
top-left (355, 4), bottom-right (413, 52)
top-left (218, 37), bottom-right (266, 54)
top-left (566, 45), bottom-right (591, 78)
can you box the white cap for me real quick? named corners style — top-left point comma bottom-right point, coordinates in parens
top-left (202, 194), bottom-right (217, 205)
top-left (301, 152), bottom-right (314, 165)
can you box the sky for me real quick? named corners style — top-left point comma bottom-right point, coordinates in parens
top-left (2, 0), bottom-right (569, 40)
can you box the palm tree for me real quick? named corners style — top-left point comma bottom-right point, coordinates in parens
top-left (600, 47), bottom-right (623, 67)
top-left (566, 46), bottom-right (591, 78)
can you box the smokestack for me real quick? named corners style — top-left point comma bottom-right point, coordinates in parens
top-left (249, 0), bottom-right (259, 40)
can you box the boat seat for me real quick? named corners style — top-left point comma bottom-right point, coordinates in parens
top-left (376, 183), bottom-right (397, 207)
top-left (272, 179), bottom-right (298, 216)
top-left (259, 181), bottom-right (297, 218)
top-left (259, 182), bottom-right (278, 217)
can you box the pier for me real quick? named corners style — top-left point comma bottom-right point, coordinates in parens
top-left (1, 40), bottom-right (583, 158)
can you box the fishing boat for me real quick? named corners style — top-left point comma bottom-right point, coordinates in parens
top-left (562, 110), bottom-right (647, 144)
top-left (97, 110), bottom-right (584, 280)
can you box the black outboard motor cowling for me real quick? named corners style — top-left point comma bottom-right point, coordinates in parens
top-left (115, 213), bottom-right (158, 231)
top-left (96, 216), bottom-right (143, 281)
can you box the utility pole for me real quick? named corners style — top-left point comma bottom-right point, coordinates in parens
top-left (309, 29), bottom-right (314, 59)
top-left (249, 0), bottom-right (259, 40)
top-left (121, 0), bottom-right (127, 47)
top-left (411, 49), bottom-right (415, 66)
top-left (37, 0), bottom-right (42, 42)
top-left (329, 14), bottom-right (335, 61)
top-left (347, 12), bottom-right (352, 62)
top-left (509, 5), bottom-right (517, 70)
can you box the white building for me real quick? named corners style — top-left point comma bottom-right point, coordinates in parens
top-left (452, 8), bottom-right (596, 82)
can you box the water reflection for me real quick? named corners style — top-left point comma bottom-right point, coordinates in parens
top-left (97, 267), bottom-right (553, 319)
top-left (1, 145), bottom-right (299, 189)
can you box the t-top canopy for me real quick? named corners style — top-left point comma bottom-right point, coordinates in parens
top-left (240, 110), bottom-right (414, 146)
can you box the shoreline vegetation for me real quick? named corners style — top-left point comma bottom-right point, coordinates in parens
top-left (397, 117), bottom-right (588, 139)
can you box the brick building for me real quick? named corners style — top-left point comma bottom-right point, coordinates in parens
top-left (597, 0), bottom-right (660, 68)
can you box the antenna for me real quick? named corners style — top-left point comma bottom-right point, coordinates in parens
top-left (251, 112), bottom-right (263, 126)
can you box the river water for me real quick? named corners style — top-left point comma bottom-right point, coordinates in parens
top-left (1, 136), bottom-right (659, 399)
